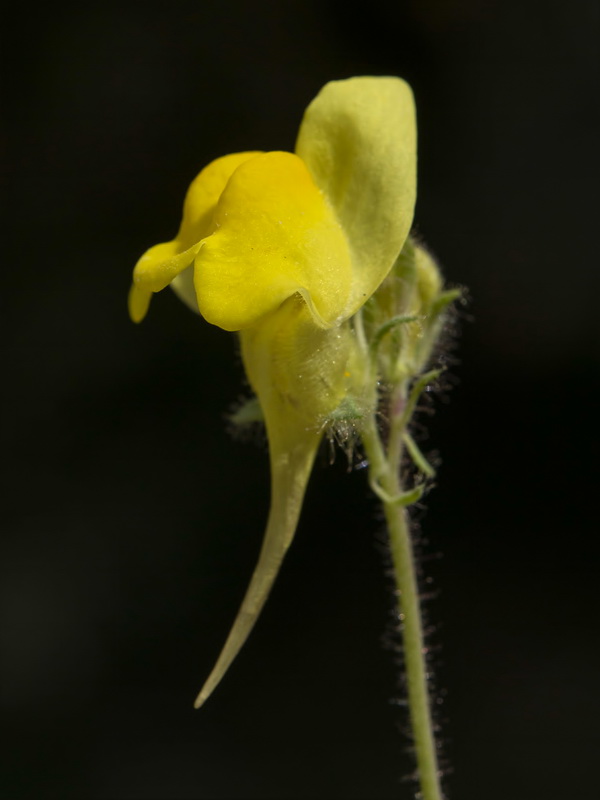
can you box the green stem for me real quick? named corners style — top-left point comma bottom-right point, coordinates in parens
top-left (362, 406), bottom-right (443, 800)
top-left (384, 500), bottom-right (442, 800)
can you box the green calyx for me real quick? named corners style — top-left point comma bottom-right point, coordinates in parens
top-left (361, 237), bottom-right (460, 383)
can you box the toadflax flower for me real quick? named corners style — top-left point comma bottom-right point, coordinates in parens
top-left (128, 77), bottom-right (416, 707)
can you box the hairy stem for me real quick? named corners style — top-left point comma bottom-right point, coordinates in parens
top-left (361, 396), bottom-right (443, 800)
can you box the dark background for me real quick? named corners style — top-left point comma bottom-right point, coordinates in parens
top-left (2, 1), bottom-right (598, 798)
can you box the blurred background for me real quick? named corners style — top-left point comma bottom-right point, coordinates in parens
top-left (2, 1), bottom-right (598, 798)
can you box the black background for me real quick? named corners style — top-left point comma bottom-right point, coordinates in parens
top-left (3, 1), bottom-right (598, 798)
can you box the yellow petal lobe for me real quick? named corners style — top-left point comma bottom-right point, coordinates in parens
top-left (177, 151), bottom-right (262, 248)
top-left (128, 152), bottom-right (261, 322)
top-left (194, 151), bottom-right (353, 332)
top-left (133, 240), bottom-right (203, 294)
top-left (128, 284), bottom-right (152, 324)
top-left (296, 76), bottom-right (417, 317)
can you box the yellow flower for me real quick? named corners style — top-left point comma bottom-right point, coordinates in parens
top-left (128, 77), bottom-right (416, 706)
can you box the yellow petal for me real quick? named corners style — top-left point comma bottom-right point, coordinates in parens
top-left (194, 297), bottom-right (352, 706)
top-left (128, 284), bottom-right (152, 324)
top-left (128, 152), bottom-right (261, 322)
top-left (193, 151), bottom-right (353, 332)
top-left (177, 151), bottom-right (262, 248)
top-left (132, 240), bottom-right (204, 294)
top-left (295, 76), bottom-right (417, 316)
